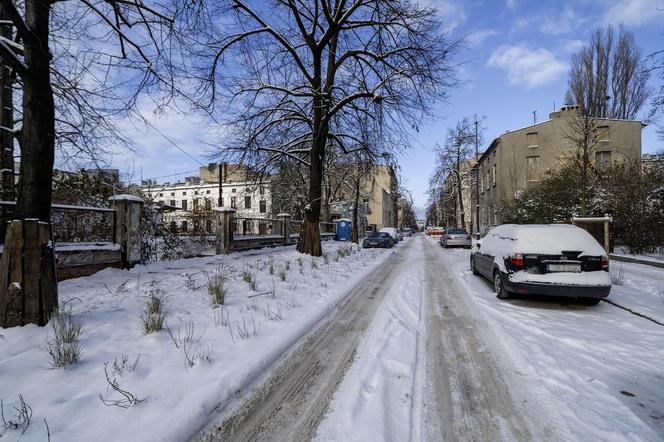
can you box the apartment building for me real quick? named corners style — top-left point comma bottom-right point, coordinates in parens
top-left (141, 163), bottom-right (271, 233)
top-left (475, 106), bottom-right (644, 233)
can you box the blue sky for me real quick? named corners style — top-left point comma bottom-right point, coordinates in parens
top-left (99, 0), bottom-right (664, 217)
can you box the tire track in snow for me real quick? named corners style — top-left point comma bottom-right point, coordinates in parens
top-left (196, 240), bottom-right (414, 442)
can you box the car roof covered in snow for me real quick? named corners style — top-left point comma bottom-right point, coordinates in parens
top-left (484, 224), bottom-right (606, 256)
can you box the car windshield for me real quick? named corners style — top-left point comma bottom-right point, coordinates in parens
top-left (448, 229), bottom-right (467, 234)
top-left (368, 232), bottom-right (389, 238)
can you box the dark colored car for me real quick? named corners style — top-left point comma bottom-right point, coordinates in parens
top-left (362, 232), bottom-right (394, 248)
top-left (470, 224), bottom-right (611, 305)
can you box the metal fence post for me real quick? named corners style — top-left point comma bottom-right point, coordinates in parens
top-left (215, 207), bottom-right (236, 254)
top-left (108, 194), bottom-right (144, 268)
top-left (277, 213), bottom-right (291, 245)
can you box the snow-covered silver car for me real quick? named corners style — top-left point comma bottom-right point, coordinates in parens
top-left (470, 224), bottom-right (611, 305)
top-left (440, 228), bottom-right (472, 248)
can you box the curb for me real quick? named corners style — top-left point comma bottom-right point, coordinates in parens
top-left (610, 254), bottom-right (664, 269)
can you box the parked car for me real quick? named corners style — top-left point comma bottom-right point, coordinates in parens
top-left (362, 232), bottom-right (394, 248)
top-left (379, 227), bottom-right (400, 242)
top-left (403, 228), bottom-right (413, 237)
top-left (470, 224), bottom-right (611, 304)
top-left (396, 229), bottom-right (404, 241)
top-left (441, 228), bottom-right (472, 248)
top-left (428, 226), bottom-right (447, 236)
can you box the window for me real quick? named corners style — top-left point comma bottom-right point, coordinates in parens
top-left (206, 219), bottom-right (213, 232)
top-left (170, 199), bottom-right (176, 207)
top-left (480, 171), bottom-right (484, 194)
top-left (259, 186), bottom-right (265, 195)
top-left (206, 190), bottom-right (211, 194)
top-left (526, 132), bottom-right (538, 148)
top-left (159, 192), bottom-right (163, 197)
top-left (259, 200), bottom-right (266, 213)
top-left (598, 126), bottom-right (610, 142)
top-left (171, 192), bottom-right (175, 196)
top-left (205, 199), bottom-right (212, 210)
top-left (181, 220), bottom-right (188, 231)
top-left (232, 188), bottom-right (236, 193)
top-left (182, 199), bottom-right (188, 210)
top-left (194, 190), bottom-right (199, 195)
top-left (245, 196), bottom-right (251, 209)
top-left (485, 170), bottom-right (490, 190)
top-left (231, 197), bottom-right (236, 208)
top-left (182, 191), bottom-right (186, 195)
top-left (526, 156), bottom-right (540, 181)
top-left (492, 164), bottom-right (496, 186)
top-left (596, 151), bottom-right (612, 172)
top-left (193, 198), bottom-right (199, 210)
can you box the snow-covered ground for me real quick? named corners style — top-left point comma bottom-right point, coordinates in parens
top-left (0, 241), bottom-right (392, 441)
top-left (614, 246), bottom-right (664, 265)
top-left (316, 236), bottom-right (426, 442)
top-left (438, 241), bottom-right (664, 441)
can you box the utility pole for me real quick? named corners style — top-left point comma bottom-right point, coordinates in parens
top-left (474, 119), bottom-right (480, 237)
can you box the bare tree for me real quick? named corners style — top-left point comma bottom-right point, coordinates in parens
top-left (0, 0), bottom-right (199, 328)
top-left (203, 0), bottom-right (459, 256)
top-left (565, 25), bottom-right (650, 119)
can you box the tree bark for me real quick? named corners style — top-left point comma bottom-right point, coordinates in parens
top-left (0, 7), bottom-right (15, 204)
top-left (16, 0), bottom-right (55, 222)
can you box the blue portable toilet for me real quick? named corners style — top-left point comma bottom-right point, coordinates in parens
top-left (336, 219), bottom-right (352, 241)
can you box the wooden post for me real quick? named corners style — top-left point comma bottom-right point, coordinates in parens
top-left (278, 213), bottom-right (291, 245)
top-left (109, 194), bottom-right (144, 269)
top-left (0, 220), bottom-right (58, 327)
top-left (603, 215), bottom-right (610, 255)
top-left (215, 207), bottom-right (235, 254)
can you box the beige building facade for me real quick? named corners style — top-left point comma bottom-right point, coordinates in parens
top-left (475, 106), bottom-right (644, 233)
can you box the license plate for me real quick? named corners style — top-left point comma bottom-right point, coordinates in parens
top-left (548, 263), bottom-right (581, 273)
top-left (369, 242), bottom-right (378, 246)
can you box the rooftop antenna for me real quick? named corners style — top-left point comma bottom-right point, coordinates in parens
top-left (553, 100), bottom-right (556, 112)
top-left (532, 110), bottom-right (537, 124)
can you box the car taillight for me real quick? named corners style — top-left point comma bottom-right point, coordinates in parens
top-left (601, 256), bottom-right (609, 271)
top-left (509, 253), bottom-right (524, 267)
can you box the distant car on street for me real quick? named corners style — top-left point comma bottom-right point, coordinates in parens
top-left (441, 228), bottom-right (472, 248)
top-left (428, 226), bottom-right (446, 236)
top-left (379, 227), bottom-right (400, 242)
top-left (403, 228), bottom-right (413, 237)
top-left (362, 232), bottom-right (394, 248)
top-left (470, 224), bottom-right (611, 305)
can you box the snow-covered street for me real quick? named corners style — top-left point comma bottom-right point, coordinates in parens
top-left (2, 234), bottom-right (664, 441)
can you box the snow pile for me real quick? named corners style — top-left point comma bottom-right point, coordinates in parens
top-left (0, 242), bottom-right (392, 442)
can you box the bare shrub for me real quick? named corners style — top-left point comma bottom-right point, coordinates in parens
top-left (214, 307), bottom-right (230, 327)
top-left (104, 279), bottom-right (130, 297)
top-left (45, 308), bottom-right (84, 368)
top-left (279, 269), bottom-right (287, 281)
top-left (99, 363), bottom-right (144, 408)
top-left (206, 265), bottom-right (230, 307)
top-left (184, 273), bottom-right (202, 291)
top-left (198, 344), bottom-right (214, 364)
top-left (1, 394), bottom-right (32, 435)
top-left (236, 315), bottom-right (260, 340)
top-left (112, 354), bottom-right (141, 376)
top-left (264, 301), bottom-right (283, 322)
top-left (285, 260), bottom-right (291, 271)
top-left (140, 288), bottom-right (166, 334)
top-left (166, 319), bottom-right (206, 368)
top-left (310, 257), bottom-right (318, 269)
top-left (241, 266), bottom-right (257, 291)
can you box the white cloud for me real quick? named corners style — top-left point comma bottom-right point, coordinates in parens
top-left (603, 0), bottom-right (663, 26)
top-left (433, 0), bottom-right (468, 31)
top-left (466, 29), bottom-right (499, 47)
top-left (561, 39), bottom-right (586, 54)
top-left (506, 0), bottom-right (518, 9)
top-left (487, 45), bottom-right (567, 89)
top-left (513, 5), bottom-right (585, 36)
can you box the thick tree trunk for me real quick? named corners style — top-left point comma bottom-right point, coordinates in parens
top-left (0, 0), bottom-right (59, 327)
top-left (17, 0), bottom-right (56, 222)
top-left (297, 135), bottom-right (323, 256)
top-left (351, 179), bottom-right (359, 244)
top-left (0, 8), bottom-right (15, 204)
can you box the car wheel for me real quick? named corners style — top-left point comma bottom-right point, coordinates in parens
top-left (580, 298), bottom-right (601, 306)
top-left (493, 270), bottom-right (510, 299)
top-left (471, 256), bottom-right (480, 275)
